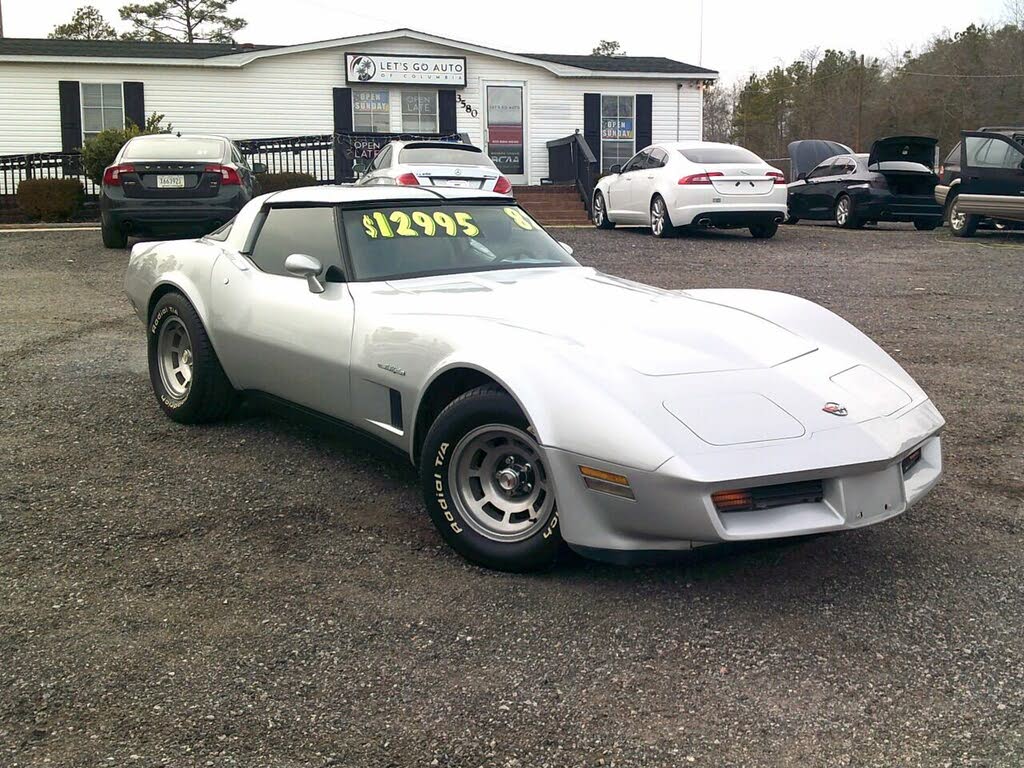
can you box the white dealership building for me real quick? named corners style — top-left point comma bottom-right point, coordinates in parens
top-left (0, 28), bottom-right (716, 185)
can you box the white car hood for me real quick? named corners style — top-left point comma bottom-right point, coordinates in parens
top-left (381, 267), bottom-right (816, 376)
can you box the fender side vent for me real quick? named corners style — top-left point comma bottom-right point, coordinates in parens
top-left (389, 389), bottom-right (403, 430)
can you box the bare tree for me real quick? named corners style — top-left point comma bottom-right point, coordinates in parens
top-left (120, 0), bottom-right (245, 43)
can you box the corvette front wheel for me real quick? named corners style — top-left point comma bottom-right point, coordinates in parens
top-left (420, 385), bottom-right (561, 572)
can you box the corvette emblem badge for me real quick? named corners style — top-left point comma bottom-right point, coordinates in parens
top-left (822, 402), bottom-right (848, 417)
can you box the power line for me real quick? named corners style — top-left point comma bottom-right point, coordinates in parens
top-left (899, 69), bottom-right (1024, 78)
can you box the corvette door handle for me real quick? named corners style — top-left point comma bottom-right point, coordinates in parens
top-left (647, 175), bottom-right (654, 179)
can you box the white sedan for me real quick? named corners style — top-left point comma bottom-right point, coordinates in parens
top-left (355, 140), bottom-right (512, 194)
top-left (593, 141), bottom-right (788, 238)
top-left (124, 185), bottom-right (943, 572)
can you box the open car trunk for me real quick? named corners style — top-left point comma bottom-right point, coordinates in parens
top-left (868, 136), bottom-right (937, 171)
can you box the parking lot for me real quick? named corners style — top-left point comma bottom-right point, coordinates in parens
top-left (1, 221), bottom-right (1023, 767)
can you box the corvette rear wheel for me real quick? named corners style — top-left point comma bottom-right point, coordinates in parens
top-left (148, 292), bottom-right (236, 424)
top-left (650, 195), bottom-right (675, 238)
top-left (420, 385), bottom-right (561, 572)
top-left (593, 191), bottom-right (615, 229)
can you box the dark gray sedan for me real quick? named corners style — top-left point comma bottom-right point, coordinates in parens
top-left (100, 134), bottom-right (265, 248)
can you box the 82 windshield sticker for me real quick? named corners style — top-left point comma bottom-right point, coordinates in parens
top-left (360, 207), bottom-right (535, 239)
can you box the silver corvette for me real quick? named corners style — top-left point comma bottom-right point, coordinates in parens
top-left (124, 186), bottom-right (944, 571)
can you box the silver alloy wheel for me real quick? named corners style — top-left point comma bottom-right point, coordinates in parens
top-left (448, 424), bottom-right (555, 543)
top-left (157, 316), bottom-right (193, 400)
top-left (950, 201), bottom-right (966, 231)
top-left (594, 194), bottom-right (605, 225)
top-left (836, 197), bottom-right (850, 226)
top-left (651, 197), bottom-right (665, 235)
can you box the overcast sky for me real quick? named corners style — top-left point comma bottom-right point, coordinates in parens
top-left (2, 0), bottom-right (1011, 83)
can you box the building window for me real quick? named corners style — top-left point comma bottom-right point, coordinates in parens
top-left (81, 83), bottom-right (124, 143)
top-left (401, 91), bottom-right (438, 133)
top-left (600, 95), bottom-right (635, 172)
top-left (352, 88), bottom-right (391, 132)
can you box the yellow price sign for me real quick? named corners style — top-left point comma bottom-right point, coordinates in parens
top-left (361, 210), bottom-right (480, 239)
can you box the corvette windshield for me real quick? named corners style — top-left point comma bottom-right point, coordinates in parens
top-left (341, 204), bottom-right (580, 281)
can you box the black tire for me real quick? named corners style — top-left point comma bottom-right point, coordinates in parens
top-left (749, 221), bottom-right (779, 239)
top-left (914, 219), bottom-right (939, 231)
top-left (147, 292), bottom-right (237, 424)
top-left (834, 195), bottom-right (863, 229)
top-left (947, 194), bottom-right (978, 238)
top-left (785, 217), bottom-right (799, 225)
top-left (101, 220), bottom-right (128, 249)
top-left (420, 385), bottom-right (561, 573)
top-left (593, 191), bottom-right (615, 229)
top-left (650, 194), bottom-right (676, 238)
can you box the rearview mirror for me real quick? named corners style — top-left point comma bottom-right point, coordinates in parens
top-left (285, 253), bottom-right (325, 294)
top-left (610, 164), bottom-right (622, 174)
top-left (558, 241), bottom-right (574, 256)
top-left (251, 162), bottom-right (267, 175)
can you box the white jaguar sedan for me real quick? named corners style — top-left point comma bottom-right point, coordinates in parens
top-left (124, 185), bottom-right (943, 572)
top-left (593, 141), bottom-right (788, 238)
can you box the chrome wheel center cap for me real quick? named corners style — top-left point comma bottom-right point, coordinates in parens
top-left (496, 468), bottom-right (520, 492)
top-left (181, 349), bottom-right (193, 367)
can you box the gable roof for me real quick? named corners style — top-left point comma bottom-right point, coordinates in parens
top-left (522, 53), bottom-right (716, 75)
top-left (0, 28), bottom-right (717, 78)
top-left (0, 37), bottom-right (279, 59)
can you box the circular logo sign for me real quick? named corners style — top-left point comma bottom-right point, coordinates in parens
top-left (350, 55), bottom-right (377, 82)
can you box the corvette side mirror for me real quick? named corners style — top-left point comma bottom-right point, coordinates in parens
top-left (558, 241), bottom-right (574, 256)
top-left (610, 164), bottom-right (622, 174)
top-left (251, 162), bottom-right (268, 175)
top-left (285, 253), bottom-right (325, 294)
top-left (797, 171), bottom-right (807, 181)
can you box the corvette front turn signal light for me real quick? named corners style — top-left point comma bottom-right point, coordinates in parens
top-left (711, 489), bottom-right (754, 512)
top-left (579, 466), bottom-right (635, 500)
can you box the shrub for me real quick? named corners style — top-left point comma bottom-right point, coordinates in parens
top-left (17, 178), bottom-right (85, 221)
top-left (80, 112), bottom-right (174, 185)
top-left (255, 172), bottom-right (318, 194)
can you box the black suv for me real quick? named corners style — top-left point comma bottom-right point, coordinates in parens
top-left (100, 134), bottom-right (265, 248)
top-left (936, 127), bottom-right (1024, 237)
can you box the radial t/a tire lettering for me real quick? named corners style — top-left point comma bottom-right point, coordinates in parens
top-left (419, 385), bottom-right (561, 572)
top-left (147, 292), bottom-right (237, 424)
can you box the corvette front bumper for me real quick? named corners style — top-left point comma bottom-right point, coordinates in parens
top-left (544, 400), bottom-right (943, 559)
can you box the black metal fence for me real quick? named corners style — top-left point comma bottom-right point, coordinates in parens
top-left (546, 131), bottom-right (598, 216)
top-left (0, 131), bottom-right (471, 216)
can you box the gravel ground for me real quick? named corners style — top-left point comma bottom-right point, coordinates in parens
top-left (1, 221), bottom-right (1023, 767)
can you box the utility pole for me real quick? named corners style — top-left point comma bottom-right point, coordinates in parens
top-left (698, 0), bottom-right (704, 65)
top-left (0, 0), bottom-right (5, 39)
top-left (855, 53), bottom-right (865, 151)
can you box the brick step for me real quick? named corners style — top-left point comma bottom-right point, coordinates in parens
top-left (518, 201), bottom-right (587, 213)
top-left (513, 185), bottom-right (578, 195)
top-left (515, 193), bottom-right (583, 203)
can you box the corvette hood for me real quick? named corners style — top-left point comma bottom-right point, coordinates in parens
top-left (379, 268), bottom-right (816, 375)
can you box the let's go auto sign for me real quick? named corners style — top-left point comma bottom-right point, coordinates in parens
top-left (346, 53), bottom-right (467, 87)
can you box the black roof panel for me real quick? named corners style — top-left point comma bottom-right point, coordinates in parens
top-left (519, 53), bottom-right (716, 75)
top-left (0, 37), bottom-right (279, 59)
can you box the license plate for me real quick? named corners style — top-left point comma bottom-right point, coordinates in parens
top-left (444, 179), bottom-right (470, 188)
top-left (840, 465), bottom-right (906, 523)
top-left (157, 174), bottom-right (185, 189)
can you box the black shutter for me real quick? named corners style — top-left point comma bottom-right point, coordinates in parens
top-left (58, 81), bottom-right (82, 152)
top-left (333, 87), bottom-right (353, 182)
top-left (438, 89), bottom-right (457, 134)
top-left (583, 93), bottom-right (601, 160)
top-left (636, 93), bottom-right (653, 151)
top-left (123, 82), bottom-right (145, 129)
